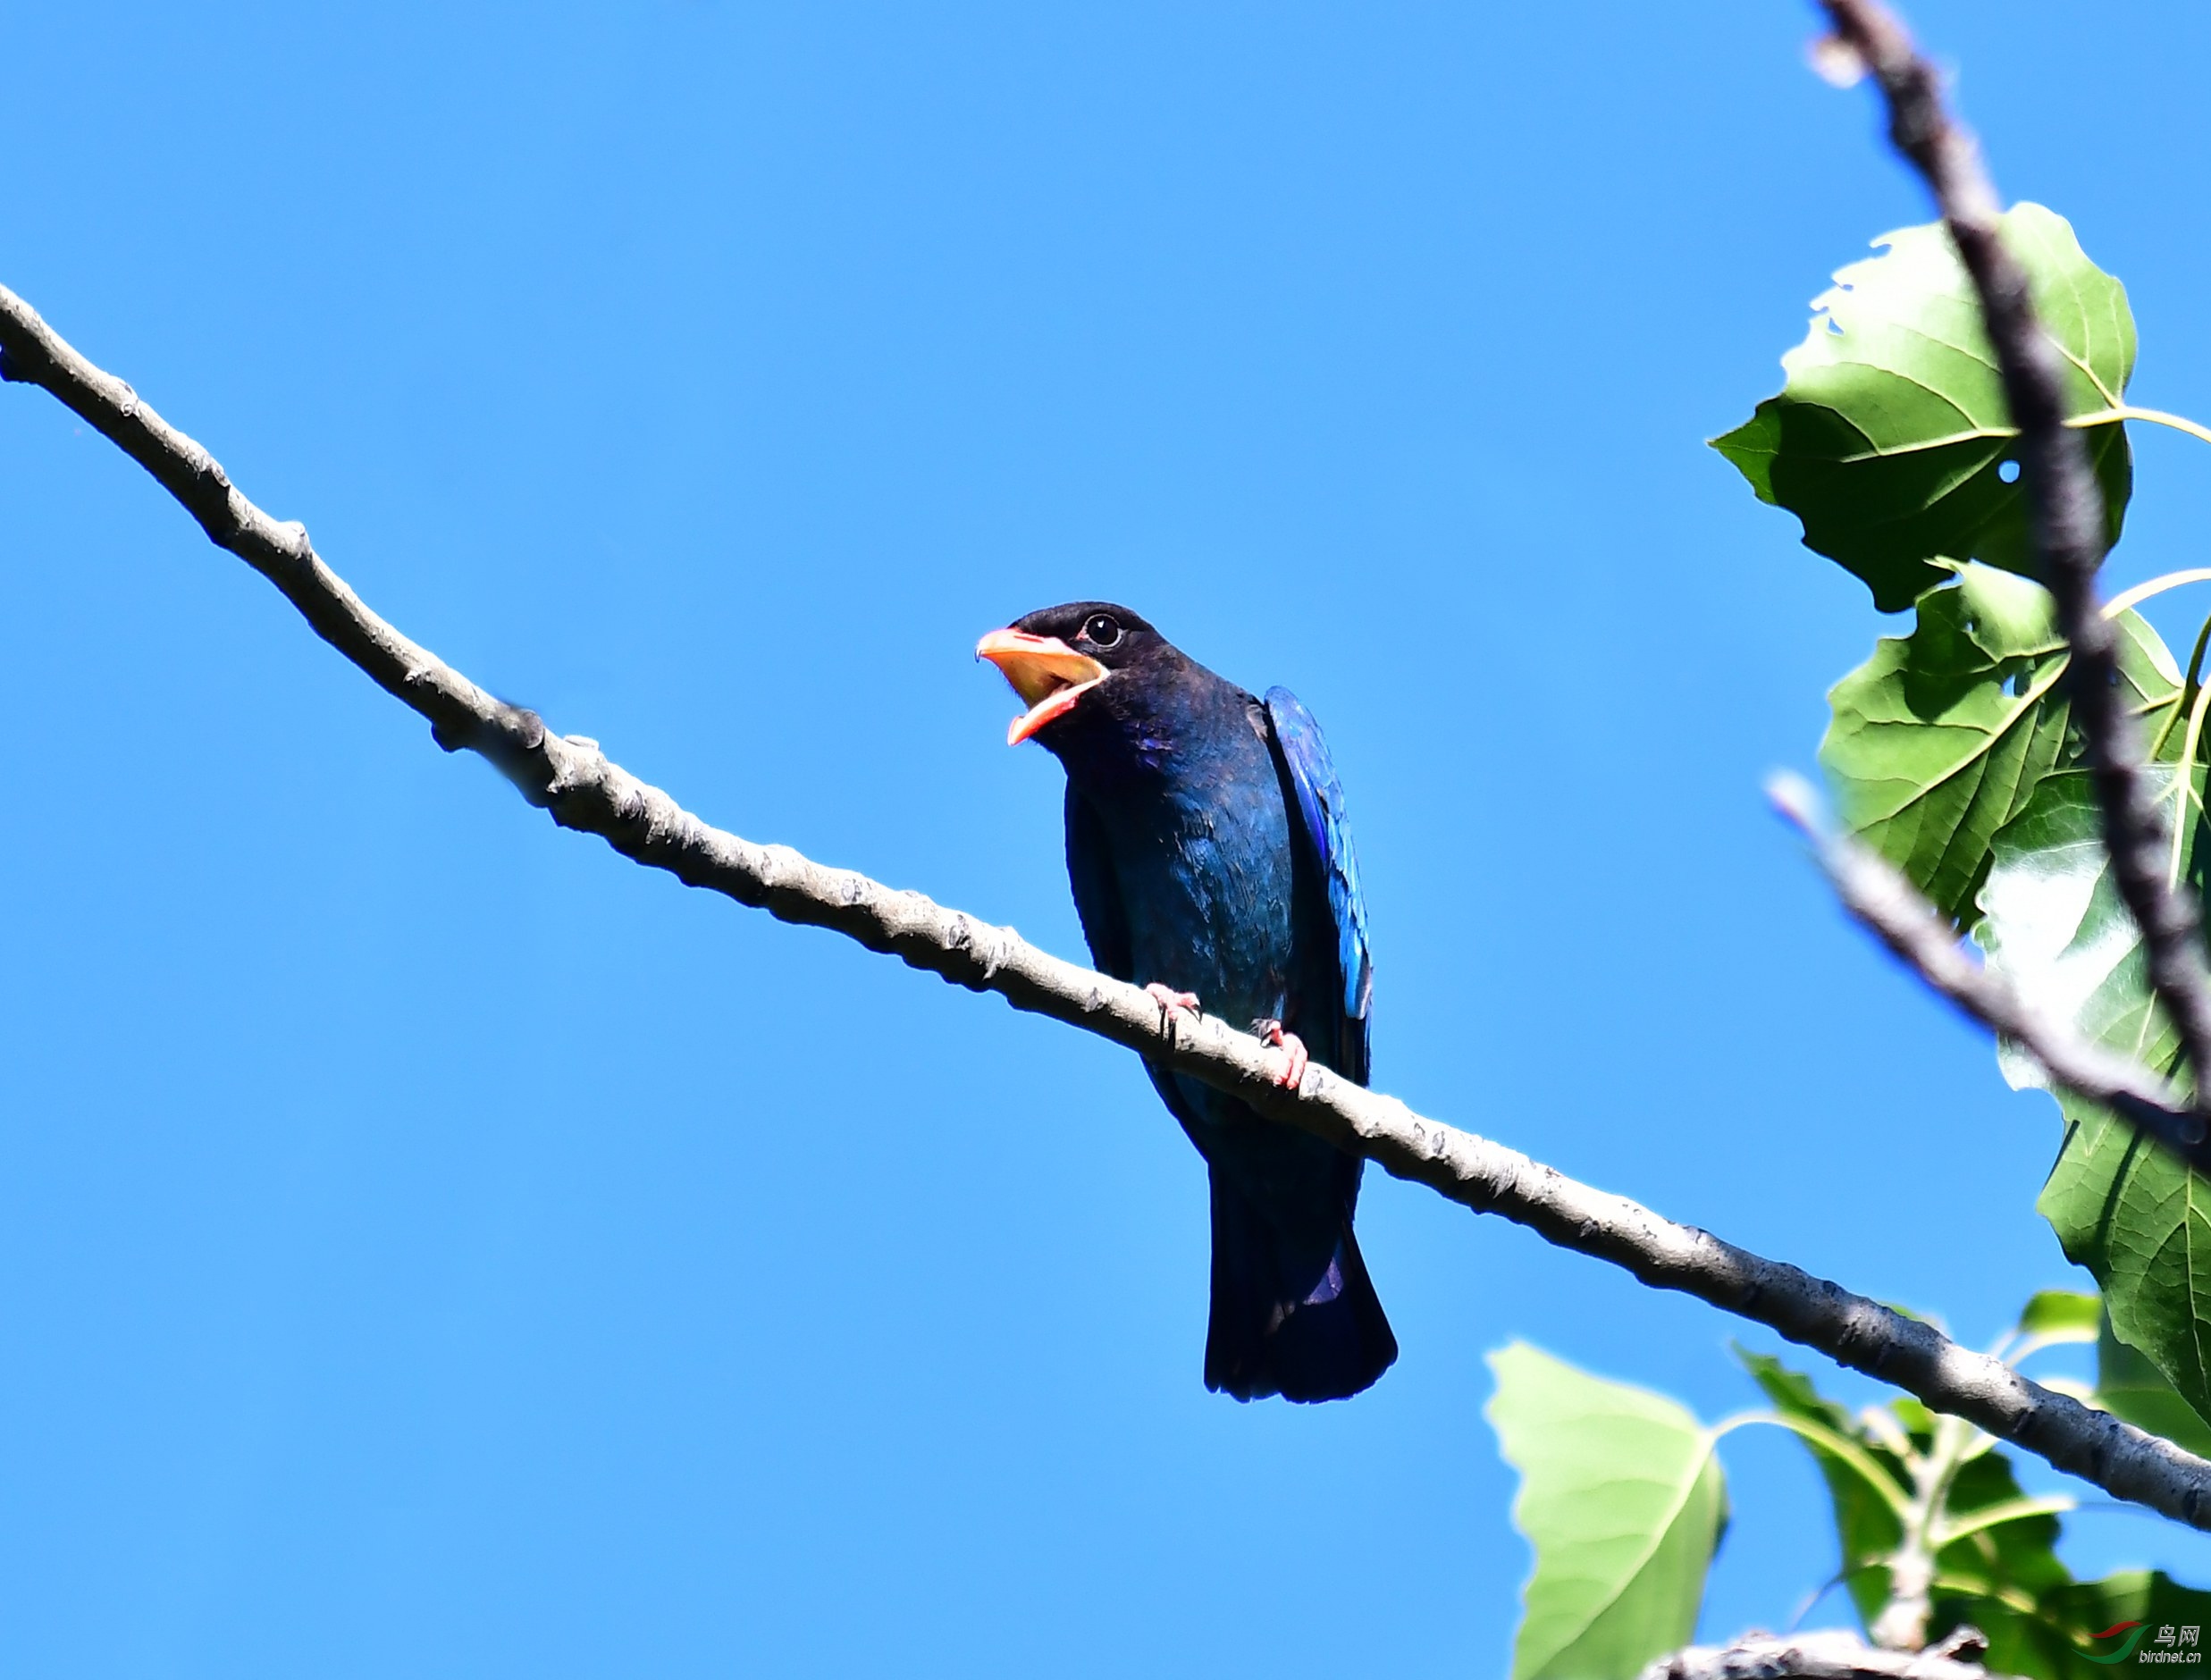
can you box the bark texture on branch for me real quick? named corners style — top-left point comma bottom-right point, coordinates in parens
top-left (1641, 1629), bottom-right (2007, 1680)
top-left (5, 282), bottom-right (2211, 1527)
top-left (1815, 0), bottom-right (2211, 1105)
top-left (1771, 774), bottom-right (2211, 1166)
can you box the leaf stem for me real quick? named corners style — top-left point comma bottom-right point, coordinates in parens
top-left (1783, 1570), bottom-right (1856, 1635)
top-left (2104, 569), bottom-right (2211, 622)
top-left (1929, 1493), bottom-right (2075, 1550)
top-left (2094, 406), bottom-right (2211, 450)
top-left (1711, 1411), bottom-right (1918, 1521)
top-left (1872, 1409), bottom-right (1990, 1651)
top-left (1927, 1569), bottom-right (2049, 1625)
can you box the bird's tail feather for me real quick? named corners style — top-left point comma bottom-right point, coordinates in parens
top-left (1202, 1169), bottom-right (1398, 1404)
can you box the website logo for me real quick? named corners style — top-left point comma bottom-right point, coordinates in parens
top-left (2089, 1623), bottom-right (2205, 1664)
top-left (2086, 1624), bottom-right (2151, 1666)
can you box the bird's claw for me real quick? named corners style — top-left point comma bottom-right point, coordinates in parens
top-left (1253, 1020), bottom-right (1308, 1089)
top-left (1146, 983), bottom-right (1202, 1025)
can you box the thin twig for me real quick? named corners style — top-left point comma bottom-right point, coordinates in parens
top-left (1815, 0), bottom-right (2211, 1104)
top-left (1642, 1628), bottom-right (2007, 1680)
top-left (4, 284), bottom-right (2211, 1529)
top-left (1770, 773), bottom-right (2211, 1169)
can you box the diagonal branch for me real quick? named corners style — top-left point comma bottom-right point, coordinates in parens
top-left (4, 282), bottom-right (2211, 1528)
top-left (1770, 773), bottom-right (2211, 1170)
top-left (1815, 0), bottom-right (2211, 1105)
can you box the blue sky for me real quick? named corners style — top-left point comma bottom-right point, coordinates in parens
top-left (8, 2), bottom-right (2211, 1675)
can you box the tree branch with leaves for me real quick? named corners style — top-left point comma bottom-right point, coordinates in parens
top-left (7, 264), bottom-right (2210, 1544)
top-left (1483, 0), bottom-right (2211, 1674)
top-left (11, 0), bottom-right (2211, 1676)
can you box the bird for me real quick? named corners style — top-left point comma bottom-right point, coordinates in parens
top-left (977, 601), bottom-right (1396, 1403)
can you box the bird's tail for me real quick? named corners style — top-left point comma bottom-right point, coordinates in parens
top-left (1202, 1168), bottom-right (1398, 1404)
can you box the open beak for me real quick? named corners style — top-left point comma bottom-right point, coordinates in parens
top-left (975, 628), bottom-right (1108, 746)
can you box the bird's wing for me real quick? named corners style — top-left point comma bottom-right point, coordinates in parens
top-left (1263, 686), bottom-right (1373, 1082)
top-left (1063, 783), bottom-right (1135, 982)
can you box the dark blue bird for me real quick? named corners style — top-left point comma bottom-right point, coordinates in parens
top-left (979, 602), bottom-right (1396, 1402)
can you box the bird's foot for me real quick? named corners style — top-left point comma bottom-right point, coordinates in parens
top-left (1146, 983), bottom-right (1202, 1026)
top-left (1252, 1020), bottom-right (1308, 1089)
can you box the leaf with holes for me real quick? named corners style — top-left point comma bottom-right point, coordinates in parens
top-left (1714, 203), bottom-right (2134, 611)
top-left (1489, 1343), bottom-right (1727, 1680)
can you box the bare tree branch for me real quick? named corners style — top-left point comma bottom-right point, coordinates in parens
top-left (1815, 0), bottom-right (2211, 1105)
top-left (1642, 1629), bottom-right (2008, 1680)
top-left (5, 286), bottom-right (2211, 1529)
top-left (1770, 772), bottom-right (2211, 1168)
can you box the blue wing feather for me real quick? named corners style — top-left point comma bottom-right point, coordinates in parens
top-left (1263, 687), bottom-right (1372, 1080)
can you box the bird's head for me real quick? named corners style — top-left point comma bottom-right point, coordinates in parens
top-left (975, 601), bottom-right (1165, 746)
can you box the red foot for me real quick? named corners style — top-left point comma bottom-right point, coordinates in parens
top-left (1146, 983), bottom-right (1201, 1022)
top-left (1256, 1020), bottom-right (1307, 1089)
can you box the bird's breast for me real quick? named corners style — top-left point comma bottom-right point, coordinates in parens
top-left (1102, 771), bottom-right (1299, 1027)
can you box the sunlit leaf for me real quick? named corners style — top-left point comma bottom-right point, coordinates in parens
top-left (1974, 666), bottom-right (2211, 1423)
top-left (1713, 204), bottom-right (2134, 611)
top-left (1822, 564), bottom-right (2072, 928)
top-left (2018, 1289), bottom-right (2102, 1340)
top-left (1488, 1344), bottom-right (1727, 1680)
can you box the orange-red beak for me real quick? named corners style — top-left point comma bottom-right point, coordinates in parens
top-left (976, 628), bottom-right (1108, 746)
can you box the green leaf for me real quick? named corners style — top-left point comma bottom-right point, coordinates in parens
top-left (1822, 564), bottom-right (2072, 928)
top-left (1488, 1343), bottom-right (1727, 1680)
top-left (1932, 1446), bottom-right (2070, 1622)
top-left (1974, 637), bottom-right (2211, 1424)
top-left (1736, 1343), bottom-right (2113, 1666)
top-left (2098, 1312), bottom-right (2211, 1458)
top-left (1929, 1439), bottom-right (2178, 1678)
top-left (2019, 1289), bottom-right (2103, 1340)
top-left (1713, 203), bottom-right (2135, 611)
top-left (1943, 1570), bottom-right (2211, 1680)
top-left (1733, 1345), bottom-right (2211, 1671)
top-left (1736, 1347), bottom-right (1909, 1629)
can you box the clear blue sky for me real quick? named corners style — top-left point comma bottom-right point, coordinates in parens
top-left (8, 3), bottom-right (2211, 1675)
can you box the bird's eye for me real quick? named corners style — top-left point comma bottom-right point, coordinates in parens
top-left (1083, 613), bottom-right (1122, 649)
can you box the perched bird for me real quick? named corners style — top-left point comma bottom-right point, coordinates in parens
top-left (978, 601), bottom-right (1395, 1403)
